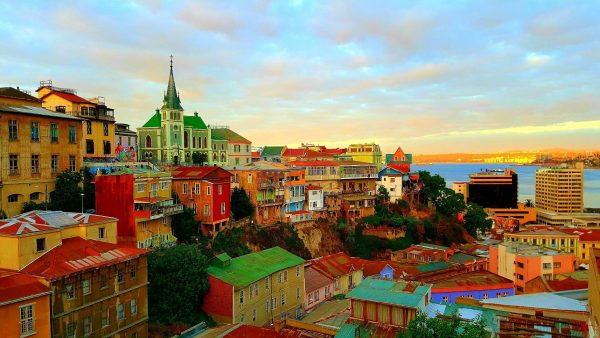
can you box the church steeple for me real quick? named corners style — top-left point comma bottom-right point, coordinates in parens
top-left (162, 55), bottom-right (183, 110)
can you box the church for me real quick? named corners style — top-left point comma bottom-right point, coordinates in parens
top-left (137, 59), bottom-right (250, 165)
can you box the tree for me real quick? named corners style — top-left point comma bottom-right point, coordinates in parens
top-left (81, 169), bottom-right (96, 211)
top-left (147, 245), bottom-right (212, 326)
top-left (230, 187), bottom-right (254, 220)
top-left (418, 171), bottom-right (447, 204)
top-left (377, 185), bottom-right (390, 204)
top-left (464, 203), bottom-right (493, 238)
top-left (49, 171), bottom-right (83, 212)
top-left (434, 188), bottom-right (466, 217)
top-left (212, 227), bottom-right (251, 258)
top-left (524, 199), bottom-right (534, 208)
top-left (398, 312), bottom-right (488, 338)
top-left (21, 201), bottom-right (50, 213)
top-left (192, 152), bottom-right (208, 165)
top-left (171, 206), bottom-right (199, 243)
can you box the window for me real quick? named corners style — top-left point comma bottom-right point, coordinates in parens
top-left (67, 322), bottom-right (76, 338)
top-left (131, 299), bottom-right (137, 315)
top-left (240, 290), bottom-right (244, 304)
top-left (516, 274), bottom-right (524, 280)
top-left (278, 272), bottom-right (282, 283)
top-left (31, 154), bottom-right (40, 174)
top-left (162, 181), bottom-right (168, 190)
top-left (86, 139), bottom-right (94, 154)
top-left (50, 123), bottom-right (59, 142)
top-left (252, 308), bottom-right (256, 322)
top-left (102, 308), bottom-right (109, 327)
top-left (9, 154), bottom-right (19, 175)
top-left (100, 274), bottom-right (108, 289)
top-left (194, 183), bottom-right (200, 194)
top-left (254, 282), bottom-right (259, 296)
top-left (29, 192), bottom-right (40, 201)
top-left (204, 205), bottom-right (210, 216)
top-left (83, 316), bottom-right (92, 336)
top-left (483, 293), bottom-right (489, 299)
top-left (284, 270), bottom-right (288, 282)
top-left (543, 263), bottom-right (551, 269)
top-left (130, 264), bottom-right (137, 278)
top-left (8, 120), bottom-right (18, 140)
top-left (442, 296), bottom-right (449, 302)
top-left (221, 202), bottom-right (226, 215)
top-left (503, 292), bottom-right (509, 296)
top-left (272, 297), bottom-right (277, 309)
top-left (207, 186), bottom-right (211, 195)
top-left (281, 293), bottom-right (286, 305)
top-left (183, 183), bottom-right (188, 194)
top-left (103, 122), bottom-right (109, 136)
top-left (265, 277), bottom-right (269, 289)
top-left (218, 185), bottom-right (223, 195)
top-left (240, 314), bottom-right (244, 323)
top-left (65, 284), bottom-right (74, 300)
top-left (83, 279), bottom-right (91, 295)
top-left (51, 155), bottom-right (59, 173)
top-left (248, 174), bottom-right (253, 184)
top-left (36, 237), bottom-right (46, 252)
top-left (103, 140), bottom-right (111, 155)
top-left (20, 304), bottom-right (34, 335)
top-left (69, 155), bottom-right (76, 171)
top-left (137, 183), bottom-right (145, 192)
top-left (296, 287), bottom-right (300, 299)
top-left (496, 292), bottom-right (502, 298)
top-left (554, 262), bottom-right (561, 268)
top-left (145, 135), bottom-right (152, 148)
top-left (86, 120), bottom-right (92, 134)
top-left (117, 269), bottom-right (124, 283)
top-left (69, 126), bottom-right (76, 143)
top-left (117, 303), bottom-right (124, 320)
top-left (516, 262), bottom-right (524, 268)
top-left (30, 122), bottom-right (39, 141)
top-left (99, 227), bottom-right (105, 239)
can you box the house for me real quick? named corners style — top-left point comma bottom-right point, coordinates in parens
top-left (0, 87), bottom-right (83, 216)
top-left (430, 271), bottom-right (514, 303)
top-left (114, 123), bottom-right (138, 161)
top-left (377, 165), bottom-right (408, 203)
top-left (346, 277), bottom-right (431, 328)
top-left (304, 264), bottom-right (335, 311)
top-left (391, 243), bottom-right (455, 263)
top-left (202, 247), bottom-right (305, 326)
top-left (385, 146), bottom-right (411, 172)
top-left (308, 252), bottom-right (364, 295)
top-left (0, 270), bottom-right (51, 338)
top-left (95, 167), bottom-right (183, 248)
top-left (170, 166), bottom-right (232, 236)
top-left (212, 128), bottom-right (252, 166)
top-left (283, 169), bottom-right (309, 225)
top-left (260, 146), bottom-right (285, 163)
top-left (37, 81), bottom-right (116, 160)
top-left (306, 185), bottom-right (325, 213)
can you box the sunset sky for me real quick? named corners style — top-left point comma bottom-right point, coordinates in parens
top-left (1, 1), bottom-right (599, 154)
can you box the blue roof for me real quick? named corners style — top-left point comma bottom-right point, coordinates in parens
top-left (346, 277), bottom-right (431, 308)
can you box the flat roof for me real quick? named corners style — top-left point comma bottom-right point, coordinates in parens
top-left (481, 292), bottom-right (587, 312)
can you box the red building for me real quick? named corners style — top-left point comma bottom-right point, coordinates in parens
top-left (170, 166), bottom-right (232, 236)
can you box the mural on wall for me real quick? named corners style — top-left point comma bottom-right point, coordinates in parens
top-left (115, 143), bottom-right (137, 162)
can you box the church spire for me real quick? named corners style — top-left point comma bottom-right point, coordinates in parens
top-left (162, 55), bottom-right (183, 110)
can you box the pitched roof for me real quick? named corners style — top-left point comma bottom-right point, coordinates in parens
top-left (309, 252), bottom-right (365, 278)
top-left (385, 164), bottom-right (411, 174)
top-left (0, 270), bottom-right (50, 305)
top-left (346, 277), bottom-right (431, 308)
top-left (546, 277), bottom-right (588, 292)
top-left (431, 271), bottom-right (513, 292)
top-left (142, 111), bottom-right (161, 128)
top-left (282, 148), bottom-right (307, 157)
top-left (0, 87), bottom-right (41, 103)
top-left (305, 265), bottom-right (334, 292)
top-left (207, 247), bottom-right (304, 288)
top-left (212, 128), bottom-right (251, 144)
top-left (261, 146), bottom-right (285, 157)
top-left (184, 113), bottom-right (207, 129)
top-left (20, 237), bottom-right (148, 280)
top-left (170, 166), bottom-right (232, 179)
top-left (0, 210), bottom-right (116, 236)
top-left (163, 65), bottom-right (183, 110)
top-left (41, 90), bottom-right (91, 104)
top-left (0, 104), bottom-right (83, 121)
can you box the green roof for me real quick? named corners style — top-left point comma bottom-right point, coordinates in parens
top-left (416, 261), bottom-right (452, 273)
top-left (207, 247), bottom-right (304, 288)
top-left (448, 253), bottom-right (480, 264)
top-left (335, 324), bottom-right (358, 338)
top-left (184, 114), bottom-right (207, 129)
top-left (142, 111), bottom-right (161, 128)
top-left (261, 146), bottom-right (285, 157)
top-left (211, 133), bottom-right (225, 140)
top-left (162, 66), bottom-right (183, 110)
top-left (211, 128), bottom-right (250, 144)
top-left (346, 277), bottom-right (431, 308)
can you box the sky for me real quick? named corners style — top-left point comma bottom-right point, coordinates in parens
top-left (1, 1), bottom-right (599, 155)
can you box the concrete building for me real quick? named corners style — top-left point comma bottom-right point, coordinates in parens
top-left (115, 123), bottom-right (138, 161)
top-left (345, 143), bottom-right (382, 170)
top-left (535, 167), bottom-right (584, 214)
top-left (212, 128), bottom-right (252, 166)
top-left (489, 242), bottom-right (576, 293)
top-left (452, 182), bottom-right (468, 202)
top-left (467, 169), bottom-right (518, 209)
top-left (202, 247), bottom-right (305, 325)
top-left (0, 88), bottom-right (83, 216)
top-left (260, 146), bottom-right (285, 162)
top-left (377, 164), bottom-right (408, 203)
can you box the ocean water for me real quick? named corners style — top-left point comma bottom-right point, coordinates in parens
top-left (411, 163), bottom-right (600, 208)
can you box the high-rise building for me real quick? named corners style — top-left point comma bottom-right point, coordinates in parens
top-left (467, 169), bottom-right (518, 208)
top-left (535, 167), bottom-right (584, 213)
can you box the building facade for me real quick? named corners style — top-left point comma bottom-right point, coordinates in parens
top-left (308, 252), bottom-right (364, 295)
top-left (377, 165), bottom-right (408, 203)
top-left (0, 90), bottom-right (83, 216)
top-left (345, 143), bottom-right (382, 170)
top-left (202, 247), bottom-right (305, 326)
top-left (535, 167), bottom-right (584, 214)
top-left (115, 123), bottom-right (138, 161)
top-left (467, 169), bottom-right (518, 209)
top-left (212, 128), bottom-right (252, 166)
top-left (304, 264), bottom-right (335, 311)
top-left (430, 271), bottom-right (514, 303)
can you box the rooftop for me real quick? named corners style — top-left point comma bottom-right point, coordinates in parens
top-left (309, 252), bottom-right (365, 279)
top-left (0, 104), bottom-right (83, 121)
top-left (40, 89), bottom-right (92, 104)
top-left (261, 146), bottom-right (285, 157)
top-left (431, 271), bottom-right (513, 292)
top-left (21, 237), bottom-right (148, 280)
top-left (211, 128), bottom-right (251, 144)
top-left (170, 166), bottom-right (232, 180)
top-left (305, 264), bottom-right (334, 292)
top-left (0, 87), bottom-right (41, 103)
top-left (0, 270), bottom-right (50, 306)
top-left (480, 292), bottom-right (587, 312)
top-left (498, 241), bottom-right (572, 257)
top-left (207, 247), bottom-right (304, 288)
top-left (0, 210), bottom-right (117, 236)
top-left (346, 277), bottom-right (431, 308)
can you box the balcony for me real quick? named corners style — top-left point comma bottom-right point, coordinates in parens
top-left (257, 196), bottom-right (284, 206)
top-left (260, 181), bottom-right (281, 189)
top-left (339, 173), bottom-right (378, 179)
top-left (286, 211), bottom-right (313, 223)
top-left (287, 195), bottom-right (305, 204)
top-left (58, 108), bottom-right (115, 121)
top-left (134, 198), bottom-right (183, 219)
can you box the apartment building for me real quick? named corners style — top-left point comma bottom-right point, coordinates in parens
top-left (535, 167), bottom-right (584, 214)
top-left (345, 143), bottom-right (382, 170)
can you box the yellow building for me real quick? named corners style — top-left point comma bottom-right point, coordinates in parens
top-left (308, 252), bottom-right (364, 295)
top-left (346, 143), bottom-right (383, 170)
top-left (203, 247), bottom-right (305, 325)
top-left (503, 229), bottom-right (579, 257)
top-left (0, 87), bottom-right (83, 217)
top-left (452, 182), bottom-right (469, 202)
top-left (535, 167), bottom-right (584, 214)
top-left (37, 81), bottom-right (116, 160)
top-left (487, 203), bottom-right (537, 225)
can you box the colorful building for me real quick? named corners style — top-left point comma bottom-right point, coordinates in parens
top-left (377, 164), bottom-right (409, 203)
top-left (0, 88), bottom-right (83, 217)
top-left (489, 242), bottom-right (576, 293)
top-left (306, 185), bottom-right (324, 213)
top-left (430, 271), bottom-right (514, 303)
top-left (589, 248), bottom-right (600, 336)
top-left (260, 146), bottom-right (285, 162)
top-left (308, 252), bottom-right (364, 295)
top-left (385, 146), bottom-right (411, 172)
top-left (487, 203), bottom-right (537, 225)
top-left (115, 123), bottom-right (138, 161)
top-left (94, 167), bottom-right (182, 248)
top-left (345, 143), bottom-right (382, 170)
top-left (202, 247), bottom-right (305, 326)
top-left (346, 277), bottom-right (431, 328)
top-left (170, 166), bottom-right (232, 236)
top-left (391, 243), bottom-right (455, 263)
top-left (37, 81), bottom-right (116, 160)
top-left (0, 270), bottom-right (51, 338)
top-left (212, 128), bottom-right (252, 166)
top-left (304, 264), bottom-right (334, 311)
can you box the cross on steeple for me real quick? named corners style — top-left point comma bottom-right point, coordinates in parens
top-left (170, 55), bottom-right (173, 69)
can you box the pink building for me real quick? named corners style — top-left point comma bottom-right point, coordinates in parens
top-left (304, 264), bottom-right (335, 311)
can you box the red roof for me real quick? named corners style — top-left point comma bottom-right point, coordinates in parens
top-left (0, 270), bottom-right (50, 305)
top-left (170, 166), bottom-right (232, 179)
top-left (251, 151), bottom-right (260, 157)
top-left (0, 210), bottom-right (116, 235)
top-left (579, 230), bottom-right (600, 242)
top-left (431, 271), bottom-right (514, 292)
top-left (309, 252), bottom-right (366, 278)
top-left (41, 90), bottom-right (91, 104)
top-left (21, 237), bottom-right (148, 280)
top-left (282, 148), bottom-right (306, 157)
top-left (225, 325), bottom-right (301, 338)
top-left (385, 163), bottom-right (410, 174)
top-left (288, 160), bottom-right (340, 167)
top-left (547, 277), bottom-right (588, 291)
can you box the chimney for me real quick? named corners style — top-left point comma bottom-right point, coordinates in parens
top-left (194, 111), bottom-right (198, 117)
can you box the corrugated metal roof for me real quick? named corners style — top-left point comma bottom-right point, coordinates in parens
top-left (480, 292), bottom-right (587, 312)
top-left (346, 277), bottom-right (431, 308)
top-left (0, 104), bottom-right (83, 120)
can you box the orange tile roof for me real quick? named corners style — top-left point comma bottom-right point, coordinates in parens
top-left (306, 185), bottom-right (322, 190)
top-left (0, 270), bottom-right (50, 305)
top-left (282, 148), bottom-right (306, 157)
top-left (309, 252), bottom-right (365, 278)
top-left (431, 271), bottom-right (514, 292)
top-left (21, 237), bottom-right (148, 281)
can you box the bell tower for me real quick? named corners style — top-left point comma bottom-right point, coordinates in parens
top-left (160, 55), bottom-right (185, 164)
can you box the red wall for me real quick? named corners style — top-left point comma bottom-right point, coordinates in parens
top-left (95, 174), bottom-right (136, 246)
top-left (211, 178), bottom-right (231, 223)
top-left (202, 275), bottom-right (233, 323)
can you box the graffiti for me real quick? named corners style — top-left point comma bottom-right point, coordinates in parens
top-left (115, 143), bottom-right (137, 162)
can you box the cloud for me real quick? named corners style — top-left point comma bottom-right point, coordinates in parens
top-left (525, 52), bottom-right (551, 68)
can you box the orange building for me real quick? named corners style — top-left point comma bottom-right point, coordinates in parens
top-left (0, 270), bottom-right (51, 338)
top-left (171, 166), bottom-right (232, 236)
top-left (37, 81), bottom-right (116, 160)
top-left (489, 242), bottom-right (576, 294)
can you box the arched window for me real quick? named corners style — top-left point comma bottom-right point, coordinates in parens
top-left (213, 153), bottom-right (217, 161)
top-left (146, 135), bottom-right (152, 148)
top-left (184, 131), bottom-right (189, 148)
top-left (221, 143), bottom-right (225, 150)
top-left (203, 137), bottom-right (207, 148)
top-left (221, 153), bottom-right (226, 162)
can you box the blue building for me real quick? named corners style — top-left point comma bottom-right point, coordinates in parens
top-left (431, 271), bottom-right (514, 303)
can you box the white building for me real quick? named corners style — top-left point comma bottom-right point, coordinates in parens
top-left (307, 185), bottom-right (324, 211)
